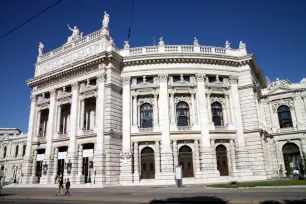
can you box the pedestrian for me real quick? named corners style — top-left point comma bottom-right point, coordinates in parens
top-left (56, 176), bottom-right (64, 196)
top-left (65, 178), bottom-right (71, 196)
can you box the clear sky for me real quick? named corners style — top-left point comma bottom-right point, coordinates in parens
top-left (0, 0), bottom-right (305, 132)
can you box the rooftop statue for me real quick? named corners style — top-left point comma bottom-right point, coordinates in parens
top-left (193, 37), bottom-right (199, 46)
top-left (158, 37), bottom-right (164, 46)
top-left (239, 41), bottom-right (246, 49)
top-left (225, 40), bottom-right (231, 49)
top-left (38, 42), bottom-right (44, 56)
top-left (67, 24), bottom-right (81, 42)
top-left (102, 11), bottom-right (110, 28)
top-left (124, 41), bottom-right (130, 49)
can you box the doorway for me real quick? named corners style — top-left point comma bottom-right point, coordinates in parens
top-left (178, 145), bottom-right (194, 178)
top-left (141, 147), bottom-right (155, 179)
top-left (216, 145), bottom-right (229, 176)
top-left (57, 146), bottom-right (68, 177)
top-left (282, 143), bottom-right (301, 176)
top-left (82, 143), bottom-right (94, 183)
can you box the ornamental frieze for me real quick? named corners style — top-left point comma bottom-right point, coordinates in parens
top-left (271, 98), bottom-right (294, 112)
top-left (137, 97), bottom-right (155, 106)
top-left (210, 96), bottom-right (226, 106)
top-left (267, 78), bottom-right (291, 91)
top-left (37, 42), bottom-right (103, 76)
top-left (174, 96), bottom-right (192, 105)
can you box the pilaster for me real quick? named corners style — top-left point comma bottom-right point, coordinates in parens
top-left (133, 142), bottom-right (140, 182)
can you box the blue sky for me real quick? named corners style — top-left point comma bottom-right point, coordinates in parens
top-left (0, 0), bottom-right (305, 132)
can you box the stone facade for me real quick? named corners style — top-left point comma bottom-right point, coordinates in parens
top-left (3, 12), bottom-right (303, 186)
top-left (0, 128), bottom-right (27, 183)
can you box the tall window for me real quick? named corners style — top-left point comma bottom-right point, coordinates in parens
top-left (176, 102), bottom-right (190, 126)
top-left (211, 102), bottom-right (223, 126)
top-left (3, 147), bottom-right (7, 158)
top-left (140, 103), bottom-right (153, 128)
top-left (277, 105), bottom-right (293, 128)
top-left (15, 145), bottom-right (19, 158)
top-left (23, 145), bottom-right (26, 157)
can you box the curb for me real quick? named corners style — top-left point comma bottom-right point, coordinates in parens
top-left (205, 185), bottom-right (306, 189)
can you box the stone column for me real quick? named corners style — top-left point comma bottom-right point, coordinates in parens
top-left (172, 140), bottom-right (178, 167)
top-left (294, 92), bottom-right (305, 130)
top-left (35, 110), bottom-right (41, 137)
top-left (155, 141), bottom-right (161, 178)
top-left (56, 105), bottom-right (61, 134)
top-left (80, 99), bottom-right (85, 130)
top-left (40, 90), bottom-right (56, 184)
top-left (206, 92), bottom-right (213, 126)
top-left (230, 140), bottom-right (237, 174)
top-left (191, 93), bottom-right (198, 126)
top-left (132, 94), bottom-right (138, 127)
top-left (76, 145), bottom-right (84, 184)
top-left (225, 93), bottom-right (233, 126)
top-left (194, 140), bottom-right (201, 176)
top-left (153, 93), bottom-right (159, 128)
top-left (22, 96), bottom-right (37, 184)
top-left (94, 73), bottom-right (106, 185)
top-left (158, 74), bottom-right (174, 178)
top-left (210, 139), bottom-right (217, 171)
top-left (195, 74), bottom-right (217, 176)
top-left (52, 148), bottom-right (58, 183)
top-left (133, 142), bottom-right (140, 182)
top-left (120, 77), bottom-right (133, 183)
top-left (170, 93), bottom-right (176, 125)
top-left (31, 150), bottom-right (38, 184)
top-left (229, 76), bottom-right (252, 176)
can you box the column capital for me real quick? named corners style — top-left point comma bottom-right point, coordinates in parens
top-left (195, 73), bottom-right (205, 82)
top-left (122, 77), bottom-right (131, 86)
top-left (97, 73), bottom-right (106, 83)
top-left (30, 95), bottom-right (36, 103)
top-left (71, 82), bottom-right (79, 91)
top-left (49, 89), bottom-right (56, 97)
top-left (194, 139), bottom-right (199, 144)
top-left (229, 75), bottom-right (239, 84)
top-left (157, 73), bottom-right (168, 82)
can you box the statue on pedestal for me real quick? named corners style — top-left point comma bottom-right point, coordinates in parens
top-left (67, 24), bottom-right (81, 42)
top-left (225, 40), bottom-right (231, 49)
top-left (102, 11), bottom-right (110, 28)
top-left (158, 37), bottom-right (164, 46)
top-left (239, 41), bottom-right (246, 49)
top-left (38, 42), bottom-right (44, 56)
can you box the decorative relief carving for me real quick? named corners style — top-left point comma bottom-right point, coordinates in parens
top-left (49, 89), bottom-right (56, 97)
top-left (210, 96), bottom-right (226, 106)
top-left (271, 98), bottom-right (294, 112)
top-left (122, 77), bottom-right (131, 86)
top-left (37, 43), bottom-right (102, 76)
top-left (267, 78), bottom-right (291, 91)
top-left (174, 96), bottom-right (192, 105)
top-left (137, 97), bottom-right (154, 106)
top-left (97, 73), bottom-right (106, 83)
top-left (229, 75), bottom-right (238, 84)
top-left (158, 74), bottom-right (168, 82)
top-left (195, 73), bottom-right (205, 82)
top-left (153, 76), bottom-right (160, 85)
top-left (30, 95), bottom-right (36, 103)
top-left (36, 94), bottom-right (50, 105)
top-left (71, 82), bottom-right (79, 91)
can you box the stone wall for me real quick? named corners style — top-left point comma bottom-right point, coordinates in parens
top-left (104, 135), bottom-right (121, 184)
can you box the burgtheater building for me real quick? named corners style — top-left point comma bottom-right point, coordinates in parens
top-left (18, 12), bottom-right (306, 186)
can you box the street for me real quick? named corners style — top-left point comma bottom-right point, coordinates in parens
top-left (0, 185), bottom-right (306, 204)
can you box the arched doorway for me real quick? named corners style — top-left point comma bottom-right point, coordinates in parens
top-left (216, 145), bottom-right (229, 176)
top-left (282, 143), bottom-right (301, 176)
top-left (141, 147), bottom-right (155, 179)
top-left (178, 145), bottom-right (194, 177)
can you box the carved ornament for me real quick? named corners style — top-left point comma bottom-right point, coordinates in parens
top-left (210, 96), bottom-right (226, 107)
top-left (122, 77), bottom-right (131, 86)
top-left (271, 98), bottom-right (294, 112)
top-left (158, 74), bottom-right (168, 82)
top-left (174, 96), bottom-right (192, 105)
top-left (137, 97), bottom-right (155, 106)
top-left (267, 78), bottom-right (291, 91)
top-left (97, 73), bottom-right (106, 83)
top-left (195, 73), bottom-right (205, 82)
top-left (229, 75), bottom-right (238, 84)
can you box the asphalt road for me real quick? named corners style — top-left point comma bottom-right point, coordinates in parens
top-left (1, 185), bottom-right (306, 204)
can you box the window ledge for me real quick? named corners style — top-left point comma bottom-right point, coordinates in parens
top-left (139, 128), bottom-right (153, 132)
top-left (177, 126), bottom-right (192, 131)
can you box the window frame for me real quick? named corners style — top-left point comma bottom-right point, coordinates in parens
top-left (277, 105), bottom-right (293, 128)
top-left (140, 103), bottom-right (153, 128)
top-left (176, 101), bottom-right (190, 127)
top-left (211, 101), bottom-right (224, 126)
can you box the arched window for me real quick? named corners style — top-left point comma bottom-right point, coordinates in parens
top-left (211, 102), bottom-right (223, 126)
top-left (15, 145), bottom-right (19, 158)
top-left (277, 105), bottom-right (293, 128)
top-left (3, 147), bottom-right (7, 158)
top-left (176, 102), bottom-right (190, 127)
top-left (140, 103), bottom-right (153, 128)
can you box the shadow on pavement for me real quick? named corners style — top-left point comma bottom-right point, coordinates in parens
top-left (0, 194), bottom-right (16, 197)
top-left (149, 196), bottom-right (226, 203)
top-left (261, 200), bottom-right (306, 204)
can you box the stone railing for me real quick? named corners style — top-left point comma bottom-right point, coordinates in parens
top-left (40, 30), bottom-right (103, 62)
top-left (177, 126), bottom-right (192, 131)
top-left (120, 44), bottom-right (247, 57)
top-left (139, 128), bottom-right (153, 132)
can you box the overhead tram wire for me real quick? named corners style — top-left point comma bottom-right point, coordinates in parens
top-left (0, 0), bottom-right (62, 40)
top-left (127, 0), bottom-right (135, 41)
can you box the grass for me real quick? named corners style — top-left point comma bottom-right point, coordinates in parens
top-left (207, 180), bottom-right (306, 188)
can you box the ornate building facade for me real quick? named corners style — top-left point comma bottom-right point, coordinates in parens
top-left (17, 12), bottom-right (306, 186)
top-left (0, 128), bottom-right (27, 183)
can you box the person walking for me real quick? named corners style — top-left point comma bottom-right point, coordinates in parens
top-left (56, 176), bottom-right (64, 196)
top-left (65, 178), bottom-right (71, 196)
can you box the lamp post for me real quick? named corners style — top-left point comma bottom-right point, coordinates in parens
top-left (67, 160), bottom-right (72, 175)
top-left (42, 162), bottom-right (48, 175)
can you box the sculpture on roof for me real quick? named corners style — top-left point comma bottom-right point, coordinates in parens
top-left (67, 24), bottom-right (81, 42)
top-left (124, 41), bottom-right (130, 49)
top-left (102, 11), bottom-right (110, 28)
top-left (38, 42), bottom-right (44, 56)
top-left (193, 37), bottom-right (199, 46)
top-left (158, 37), bottom-right (164, 46)
top-left (239, 41), bottom-right (246, 49)
top-left (267, 78), bottom-right (291, 90)
top-left (225, 40), bottom-right (231, 49)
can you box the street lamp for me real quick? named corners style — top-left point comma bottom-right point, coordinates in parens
top-left (42, 162), bottom-right (48, 175)
top-left (67, 160), bottom-right (72, 174)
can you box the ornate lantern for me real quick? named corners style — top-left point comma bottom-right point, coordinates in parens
top-left (42, 162), bottom-right (48, 175)
top-left (67, 160), bottom-right (72, 174)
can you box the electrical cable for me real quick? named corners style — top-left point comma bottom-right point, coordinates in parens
top-left (127, 0), bottom-right (135, 41)
top-left (0, 0), bottom-right (62, 40)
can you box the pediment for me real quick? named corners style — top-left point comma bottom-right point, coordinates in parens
top-left (264, 86), bottom-right (296, 96)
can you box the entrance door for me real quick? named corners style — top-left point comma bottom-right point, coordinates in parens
top-left (282, 143), bottom-right (301, 176)
top-left (178, 146), bottom-right (194, 178)
top-left (216, 145), bottom-right (229, 176)
top-left (36, 161), bottom-right (43, 183)
top-left (58, 159), bottom-right (65, 177)
top-left (141, 147), bottom-right (155, 179)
